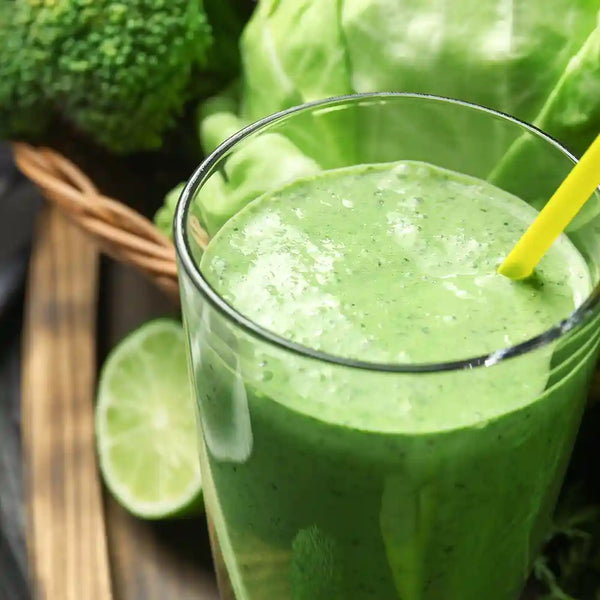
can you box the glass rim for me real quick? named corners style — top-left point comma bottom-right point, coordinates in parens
top-left (174, 91), bottom-right (600, 374)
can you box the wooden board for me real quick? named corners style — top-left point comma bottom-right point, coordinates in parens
top-left (22, 207), bottom-right (112, 600)
top-left (22, 206), bottom-right (219, 600)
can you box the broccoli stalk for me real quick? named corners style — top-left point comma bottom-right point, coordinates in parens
top-left (0, 0), bottom-right (213, 154)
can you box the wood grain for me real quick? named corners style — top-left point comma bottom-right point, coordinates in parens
top-left (21, 207), bottom-right (112, 600)
top-left (106, 501), bottom-right (217, 600)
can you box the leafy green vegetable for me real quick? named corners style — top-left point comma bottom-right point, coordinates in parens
top-left (533, 21), bottom-right (600, 154)
top-left (156, 0), bottom-right (600, 237)
top-left (530, 397), bottom-right (600, 600)
top-left (535, 485), bottom-right (600, 599)
top-left (240, 0), bottom-right (351, 123)
top-left (154, 183), bottom-right (186, 238)
top-left (157, 101), bottom-right (321, 238)
top-left (238, 0), bottom-right (600, 158)
top-left (199, 132), bottom-right (321, 235)
top-left (0, 0), bottom-right (213, 153)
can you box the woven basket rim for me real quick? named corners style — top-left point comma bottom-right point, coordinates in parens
top-left (12, 142), bottom-right (209, 304)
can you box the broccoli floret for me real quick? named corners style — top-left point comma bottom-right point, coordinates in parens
top-left (0, 0), bottom-right (213, 154)
top-left (0, 2), bottom-right (51, 137)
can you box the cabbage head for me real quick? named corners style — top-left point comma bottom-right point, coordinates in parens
top-left (159, 0), bottom-right (600, 236)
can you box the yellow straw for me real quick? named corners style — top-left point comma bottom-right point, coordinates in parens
top-left (498, 133), bottom-right (600, 280)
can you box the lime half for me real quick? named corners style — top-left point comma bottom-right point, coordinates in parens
top-left (95, 319), bottom-right (202, 519)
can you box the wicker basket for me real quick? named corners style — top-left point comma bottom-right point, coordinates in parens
top-left (12, 142), bottom-right (205, 304)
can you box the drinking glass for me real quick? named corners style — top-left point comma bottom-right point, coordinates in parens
top-left (174, 93), bottom-right (600, 600)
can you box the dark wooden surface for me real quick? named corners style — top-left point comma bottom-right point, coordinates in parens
top-left (0, 144), bottom-right (41, 600)
top-left (0, 323), bottom-right (29, 600)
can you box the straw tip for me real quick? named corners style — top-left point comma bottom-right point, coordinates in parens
top-left (497, 259), bottom-right (533, 281)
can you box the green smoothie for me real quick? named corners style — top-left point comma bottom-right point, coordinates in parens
top-left (189, 161), bottom-right (599, 599)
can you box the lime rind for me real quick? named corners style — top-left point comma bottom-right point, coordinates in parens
top-left (95, 319), bottom-right (203, 520)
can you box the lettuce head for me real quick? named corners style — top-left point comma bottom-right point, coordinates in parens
top-left (158, 0), bottom-right (600, 236)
